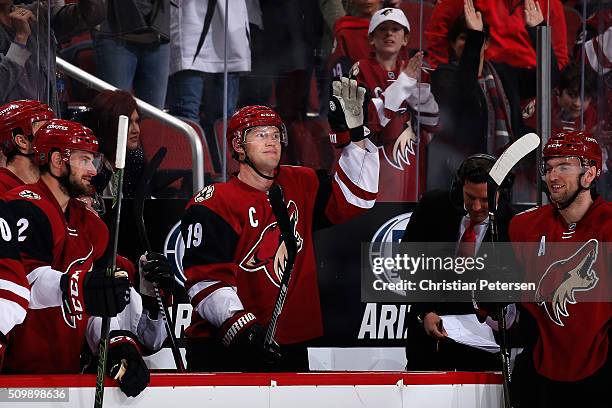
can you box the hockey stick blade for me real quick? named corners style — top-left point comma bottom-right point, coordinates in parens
top-left (489, 133), bottom-right (540, 186)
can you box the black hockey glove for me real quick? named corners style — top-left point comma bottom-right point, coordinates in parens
top-left (219, 311), bottom-right (282, 370)
top-left (60, 267), bottom-right (130, 318)
top-left (327, 76), bottom-right (370, 148)
top-left (139, 252), bottom-right (174, 297)
top-left (107, 331), bottom-right (150, 397)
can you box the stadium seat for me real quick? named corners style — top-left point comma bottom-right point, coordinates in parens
top-left (140, 117), bottom-right (214, 196)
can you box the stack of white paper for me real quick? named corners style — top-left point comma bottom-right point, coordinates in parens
top-left (441, 314), bottom-right (500, 353)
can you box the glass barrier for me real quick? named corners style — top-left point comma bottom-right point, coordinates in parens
top-left (3, 1), bottom-right (609, 201)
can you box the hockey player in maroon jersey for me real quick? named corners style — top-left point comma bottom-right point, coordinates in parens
top-left (181, 83), bottom-right (379, 372)
top-left (350, 7), bottom-right (438, 201)
top-left (2, 119), bottom-right (149, 397)
top-left (0, 100), bottom-right (55, 194)
top-left (509, 130), bottom-right (611, 407)
top-left (0, 199), bottom-right (27, 369)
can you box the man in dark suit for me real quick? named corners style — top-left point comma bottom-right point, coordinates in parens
top-left (402, 154), bottom-right (515, 371)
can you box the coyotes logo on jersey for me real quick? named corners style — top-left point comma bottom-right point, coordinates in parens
top-left (239, 201), bottom-right (304, 287)
top-left (380, 112), bottom-right (417, 171)
top-left (535, 239), bottom-right (599, 326)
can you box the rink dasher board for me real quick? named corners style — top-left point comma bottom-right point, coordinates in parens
top-left (0, 372), bottom-right (503, 407)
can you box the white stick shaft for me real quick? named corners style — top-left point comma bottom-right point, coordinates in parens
top-left (115, 115), bottom-right (129, 169)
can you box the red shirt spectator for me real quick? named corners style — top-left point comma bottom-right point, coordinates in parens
top-left (425, 0), bottom-right (569, 69)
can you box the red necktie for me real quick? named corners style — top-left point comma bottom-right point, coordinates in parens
top-left (458, 220), bottom-right (477, 257)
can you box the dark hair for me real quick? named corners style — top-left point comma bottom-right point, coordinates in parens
top-left (458, 156), bottom-right (495, 184)
top-left (447, 15), bottom-right (490, 44)
top-left (89, 90), bottom-right (138, 162)
top-left (557, 62), bottom-right (597, 98)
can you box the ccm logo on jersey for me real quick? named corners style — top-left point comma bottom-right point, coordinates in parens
top-left (535, 239), bottom-right (599, 326)
top-left (18, 190), bottom-right (41, 200)
top-left (239, 200), bottom-right (303, 287)
top-left (61, 249), bottom-right (94, 328)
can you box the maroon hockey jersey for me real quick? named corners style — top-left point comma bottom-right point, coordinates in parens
top-left (182, 144), bottom-right (379, 344)
top-left (0, 168), bottom-right (24, 196)
top-left (0, 200), bottom-right (28, 339)
top-left (3, 180), bottom-right (109, 373)
top-left (328, 16), bottom-right (373, 78)
top-left (351, 57), bottom-right (438, 201)
top-left (509, 197), bottom-right (612, 381)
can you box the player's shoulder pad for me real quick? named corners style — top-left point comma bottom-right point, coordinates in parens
top-left (5, 185), bottom-right (59, 223)
top-left (186, 184), bottom-right (226, 211)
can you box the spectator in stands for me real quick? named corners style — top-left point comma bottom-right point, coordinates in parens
top-left (328, 1), bottom-right (402, 80)
top-left (315, 0), bottom-right (345, 115)
top-left (328, 0), bottom-right (377, 79)
top-left (238, 0), bottom-right (324, 124)
top-left (553, 62), bottom-right (598, 134)
top-left (87, 90), bottom-right (144, 198)
top-left (92, 0), bottom-right (170, 108)
top-left (425, 0), bottom-right (569, 70)
top-left (167, 0), bottom-right (250, 175)
top-left (0, 0), bottom-right (105, 112)
top-left (352, 7), bottom-right (438, 201)
top-left (429, 0), bottom-right (560, 192)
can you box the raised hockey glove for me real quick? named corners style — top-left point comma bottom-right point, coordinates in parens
top-left (60, 267), bottom-right (130, 318)
top-left (139, 252), bottom-right (174, 298)
top-left (328, 76), bottom-right (370, 148)
top-left (107, 331), bottom-right (150, 397)
top-left (219, 311), bottom-right (282, 370)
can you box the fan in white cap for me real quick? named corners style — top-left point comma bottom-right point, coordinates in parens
top-left (368, 7), bottom-right (410, 35)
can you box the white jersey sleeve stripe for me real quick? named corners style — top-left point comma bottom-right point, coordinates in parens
top-left (334, 173), bottom-right (376, 209)
top-left (0, 279), bottom-right (30, 302)
top-left (337, 139), bottom-right (379, 194)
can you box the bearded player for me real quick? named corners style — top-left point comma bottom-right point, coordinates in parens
top-left (2, 119), bottom-right (149, 397)
top-left (509, 130), bottom-right (610, 407)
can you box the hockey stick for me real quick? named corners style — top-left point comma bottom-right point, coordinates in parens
top-left (264, 184), bottom-right (298, 352)
top-left (94, 115), bottom-right (129, 408)
top-left (133, 147), bottom-right (186, 372)
top-left (486, 132), bottom-right (540, 408)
